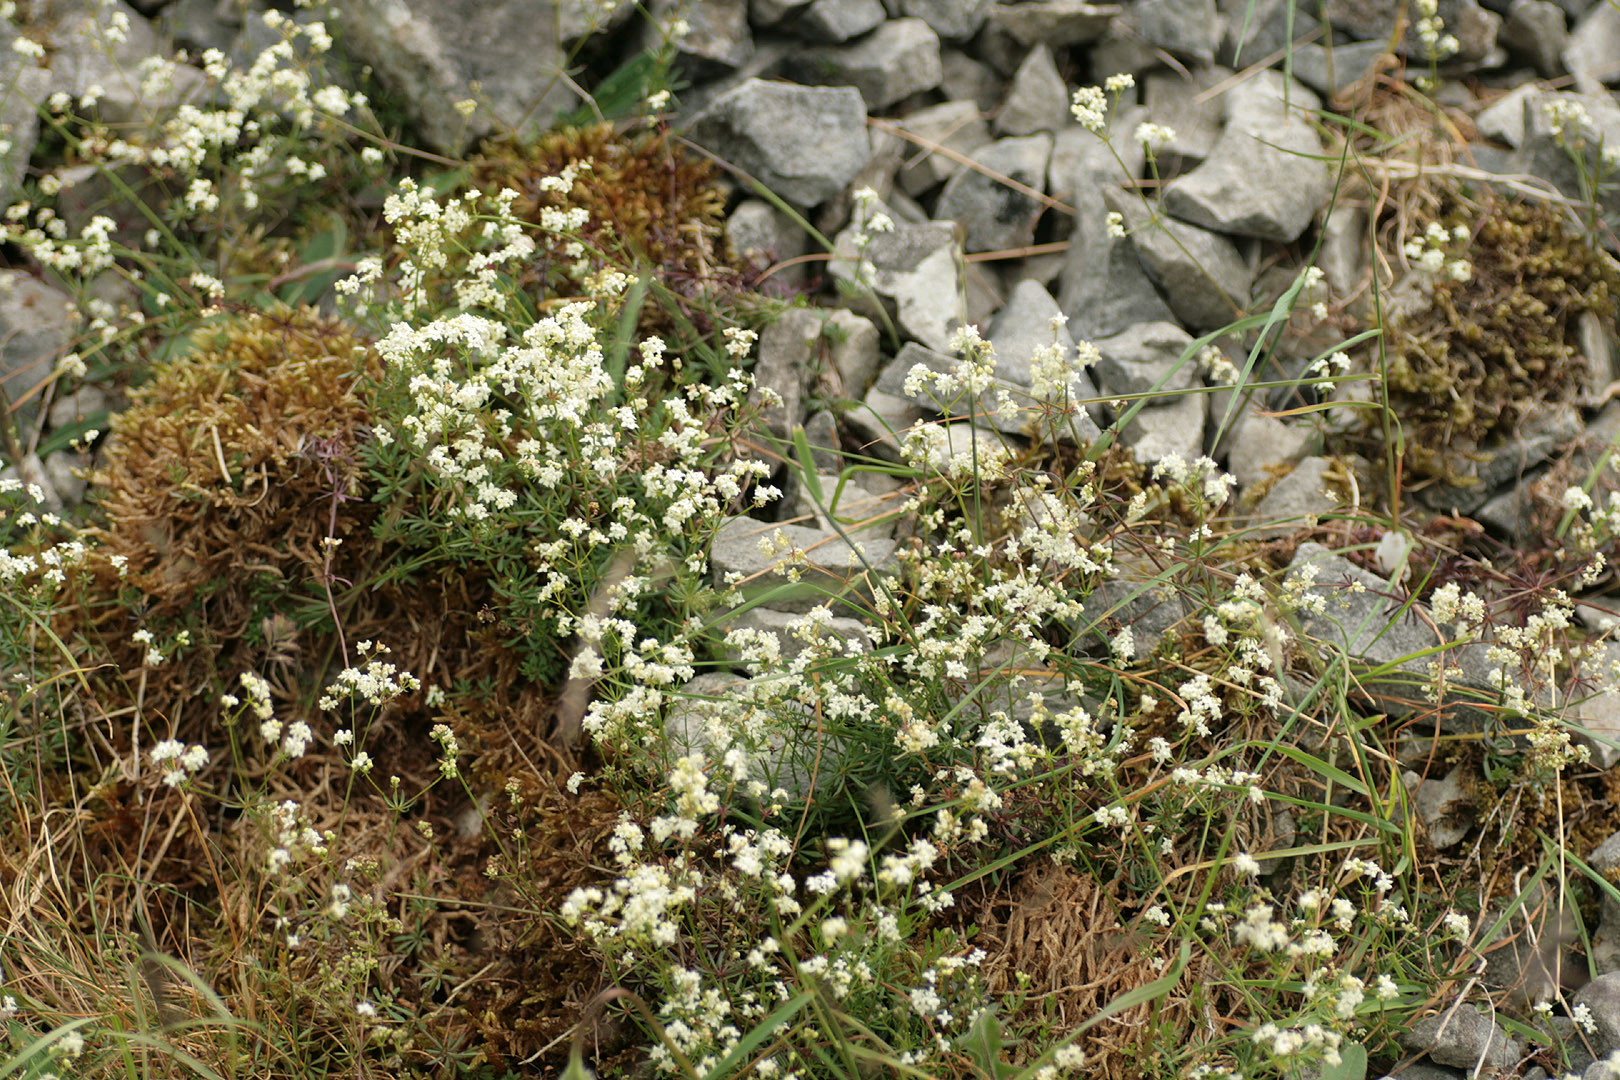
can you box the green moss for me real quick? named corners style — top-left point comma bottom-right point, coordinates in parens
top-left (1383, 198), bottom-right (1620, 485)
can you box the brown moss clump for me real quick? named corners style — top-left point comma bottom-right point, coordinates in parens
top-left (472, 121), bottom-right (737, 297)
top-left (1383, 196), bottom-right (1620, 486)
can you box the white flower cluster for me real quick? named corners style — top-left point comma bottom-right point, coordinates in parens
top-left (1403, 219), bottom-right (1472, 281)
top-left (149, 739), bottom-right (209, 788)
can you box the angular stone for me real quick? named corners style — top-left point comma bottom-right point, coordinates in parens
top-left (802, 410), bottom-right (843, 472)
top-left (1289, 41), bottom-right (1388, 99)
top-left (799, 0), bottom-right (887, 41)
top-left (1574, 974), bottom-right (1620, 1059)
top-left (331, 0), bottom-right (574, 156)
top-left (1319, 204), bottom-right (1368, 296)
top-left (1163, 71), bottom-right (1332, 243)
top-left (1225, 408), bottom-right (1315, 491)
top-left (727, 198), bottom-right (811, 289)
top-left (900, 0), bottom-right (993, 39)
top-left (845, 386), bottom-right (929, 460)
top-left (1122, 390), bottom-right (1206, 465)
top-left (1402, 766), bottom-right (1473, 848)
top-left (1108, 188), bottom-right (1253, 331)
top-left (1080, 555), bottom-right (1190, 657)
top-left (935, 134), bottom-right (1053, 253)
top-left (648, 0), bottom-right (753, 74)
top-left (38, 0), bottom-right (202, 125)
top-left (1505, 0), bottom-right (1570, 76)
top-left (1397, 1002), bottom-right (1521, 1070)
top-left (1418, 402), bottom-right (1582, 513)
top-left (1564, 0), bottom-right (1620, 87)
top-left (1254, 456), bottom-right (1338, 535)
top-left (785, 18), bottom-right (943, 109)
top-left (990, 0), bottom-right (1121, 45)
top-left (828, 218), bottom-right (963, 353)
top-left (996, 43), bottom-right (1069, 136)
top-left (751, 308), bottom-right (824, 441)
top-left (940, 47), bottom-right (1003, 112)
top-left (687, 79), bottom-right (870, 208)
top-left (980, 280), bottom-right (1105, 445)
top-left (1093, 320), bottom-right (1199, 398)
top-left (0, 273), bottom-right (78, 416)
top-left (895, 99), bottom-right (992, 196)
top-left (663, 672), bottom-right (848, 801)
top-left (1134, 0), bottom-right (1222, 62)
top-left (825, 309), bottom-right (882, 397)
top-left (710, 516), bottom-right (898, 613)
top-left (1048, 115), bottom-right (1145, 208)
top-left (793, 472), bottom-right (898, 535)
top-left (1142, 68), bottom-right (1227, 171)
top-left (0, 23), bottom-right (47, 208)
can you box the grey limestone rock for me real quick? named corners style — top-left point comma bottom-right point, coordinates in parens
top-left (845, 386), bottom-right (930, 460)
top-left (1122, 390), bottom-right (1206, 466)
top-left (785, 17), bottom-right (943, 109)
top-left (895, 99), bottom-right (992, 196)
top-left (0, 21), bottom-right (48, 209)
top-left (1289, 41), bottom-right (1388, 99)
top-left (1397, 1001), bottom-right (1521, 1070)
top-left (1505, 0), bottom-right (1570, 76)
top-left (687, 79), bottom-right (870, 208)
top-left (934, 133), bottom-right (1053, 253)
top-left (995, 43), bottom-right (1069, 136)
top-left (900, 0), bottom-right (993, 39)
top-left (828, 217), bottom-right (963, 353)
top-left (1093, 320), bottom-right (1199, 399)
top-left (1141, 68), bottom-right (1227, 171)
top-left (1224, 409), bottom-right (1315, 491)
top-left (1163, 71), bottom-right (1332, 244)
top-left (1133, 0), bottom-right (1222, 62)
top-left (1565, 0), bottom-right (1620, 88)
top-left (36, 0), bottom-right (202, 125)
top-left (1253, 456), bottom-right (1340, 538)
top-left (799, 0), bottom-right (887, 41)
top-left (1107, 188), bottom-right (1253, 331)
top-left (646, 0), bottom-right (754, 75)
top-left (0, 273), bottom-right (78, 417)
top-left (752, 307), bottom-right (826, 441)
top-left (1575, 973), bottom-right (1620, 1059)
top-left (1418, 402), bottom-right (1582, 513)
top-left (727, 198), bottom-right (811, 288)
top-left (710, 515), bottom-right (899, 613)
top-left (1402, 767), bottom-right (1473, 848)
top-left (825, 309), bottom-right (882, 397)
top-left (330, 0), bottom-right (575, 156)
top-left (989, 0), bottom-right (1121, 45)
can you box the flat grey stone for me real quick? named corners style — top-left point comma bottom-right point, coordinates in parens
top-left (1289, 40), bottom-right (1388, 99)
top-left (1080, 555), bottom-right (1190, 657)
top-left (1505, 0), bottom-right (1570, 76)
top-left (0, 273), bottom-right (78, 415)
top-left (688, 79), bottom-right (870, 209)
top-left (1225, 408), bottom-right (1315, 490)
top-left (896, 99), bottom-right (992, 196)
top-left (1418, 402), bottom-right (1582, 513)
top-left (663, 672), bottom-right (848, 802)
top-left (900, 0), bottom-right (993, 39)
top-left (784, 17), bottom-right (943, 109)
top-left (934, 133), bottom-right (1053, 253)
top-left (1397, 1002), bottom-right (1521, 1070)
top-left (1402, 767), bottom-right (1473, 848)
top-left (802, 410), bottom-right (843, 472)
top-left (825, 309), bottom-right (882, 397)
top-left (751, 0), bottom-right (814, 26)
top-left (1253, 456), bottom-right (1340, 538)
top-left (828, 217), bottom-right (963, 353)
top-left (1319, 204), bottom-right (1368, 296)
top-left (1134, 0), bottom-right (1222, 61)
top-left (1142, 68), bottom-right (1227, 170)
top-left (1564, 0), bottom-right (1620, 87)
top-left (1093, 320), bottom-right (1199, 398)
top-left (751, 307), bottom-right (824, 441)
top-left (1048, 112), bottom-right (1145, 207)
top-left (0, 23), bottom-right (47, 208)
top-left (799, 0), bottom-right (886, 41)
top-left (1108, 188), bottom-right (1253, 331)
top-left (845, 386), bottom-right (929, 460)
top-left (981, 279), bottom-right (1105, 445)
top-left (1575, 973), bottom-right (1620, 1059)
top-left (38, 0), bottom-right (202, 125)
top-left (647, 0), bottom-right (753, 74)
top-left (728, 198), bottom-right (811, 288)
top-left (710, 516), bottom-right (898, 613)
top-left (1476, 85), bottom-right (1536, 147)
top-left (1163, 71), bottom-right (1332, 243)
top-left (996, 43), bottom-right (1069, 136)
top-left (940, 47), bottom-right (1004, 112)
top-left (990, 0), bottom-right (1121, 45)
top-left (1122, 390), bottom-right (1206, 465)
top-left (331, 0), bottom-right (574, 156)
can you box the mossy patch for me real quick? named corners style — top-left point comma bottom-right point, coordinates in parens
top-left (1383, 196), bottom-right (1620, 486)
